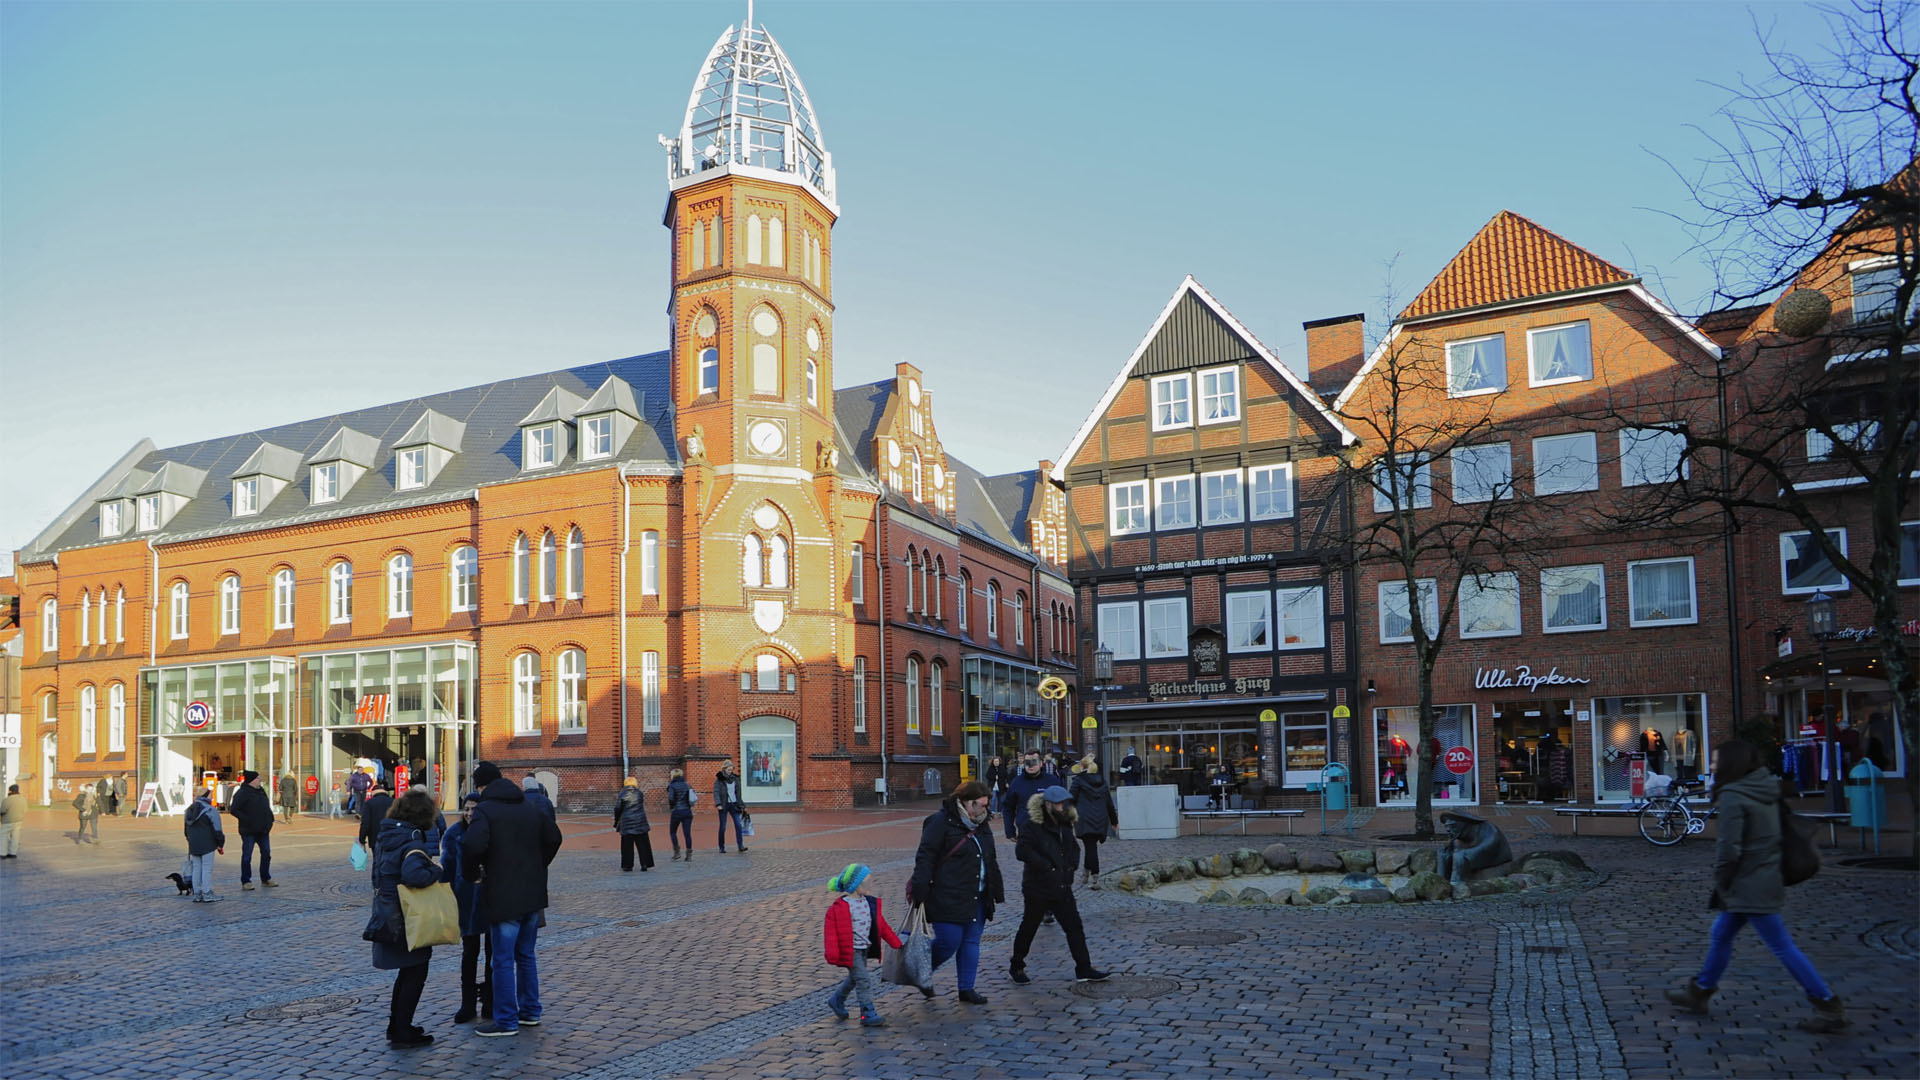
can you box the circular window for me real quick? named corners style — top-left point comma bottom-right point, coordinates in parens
top-left (805, 325), bottom-right (822, 351)
top-left (752, 309), bottom-right (780, 337)
top-left (932, 464), bottom-right (946, 488)
top-left (907, 380), bottom-right (922, 405)
top-left (886, 440), bottom-right (901, 467)
top-left (753, 504), bottom-right (782, 530)
top-left (694, 312), bottom-right (717, 338)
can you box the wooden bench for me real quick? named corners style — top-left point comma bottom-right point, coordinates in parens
top-left (1181, 808), bottom-right (1307, 835)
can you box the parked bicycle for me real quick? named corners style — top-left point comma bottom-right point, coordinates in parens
top-left (1638, 780), bottom-right (1710, 846)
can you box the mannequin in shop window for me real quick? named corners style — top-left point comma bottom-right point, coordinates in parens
top-left (1543, 734), bottom-right (1573, 801)
top-left (1639, 729), bottom-right (1667, 776)
top-left (1672, 726), bottom-right (1699, 782)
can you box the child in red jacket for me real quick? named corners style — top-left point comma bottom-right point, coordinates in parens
top-left (822, 863), bottom-right (904, 1027)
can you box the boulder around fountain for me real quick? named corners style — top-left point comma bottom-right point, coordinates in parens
top-left (1107, 844), bottom-right (1589, 904)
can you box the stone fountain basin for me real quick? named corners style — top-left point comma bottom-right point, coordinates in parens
top-left (1106, 845), bottom-right (1591, 905)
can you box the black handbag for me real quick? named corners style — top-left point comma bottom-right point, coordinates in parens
top-left (1778, 802), bottom-right (1820, 886)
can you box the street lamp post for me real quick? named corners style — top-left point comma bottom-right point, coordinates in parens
top-left (1806, 590), bottom-right (1842, 813)
top-left (1094, 645), bottom-right (1114, 764)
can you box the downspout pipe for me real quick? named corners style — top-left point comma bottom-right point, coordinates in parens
top-left (875, 491), bottom-right (889, 805)
top-left (619, 464), bottom-right (634, 780)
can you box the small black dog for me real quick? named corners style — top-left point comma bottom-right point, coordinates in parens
top-left (166, 872), bottom-right (192, 895)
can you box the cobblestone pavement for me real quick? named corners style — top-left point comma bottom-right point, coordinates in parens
top-left (0, 804), bottom-right (1913, 1079)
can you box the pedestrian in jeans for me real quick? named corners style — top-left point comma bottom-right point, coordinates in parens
top-left (821, 863), bottom-right (902, 1027)
top-left (229, 770), bottom-right (278, 890)
top-left (665, 769), bottom-right (695, 860)
top-left (462, 761), bottom-right (563, 1037)
top-left (182, 789), bottom-right (226, 902)
top-left (714, 759), bottom-right (747, 853)
top-left (909, 780), bottom-right (1004, 1004)
top-left (1664, 740), bottom-right (1847, 1032)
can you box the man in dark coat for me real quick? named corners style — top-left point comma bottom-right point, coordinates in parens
top-left (1008, 786), bottom-right (1106, 985)
top-left (999, 753), bottom-right (1051, 839)
top-left (1118, 748), bottom-right (1145, 786)
top-left (358, 782), bottom-right (394, 851)
top-left (276, 771), bottom-right (300, 822)
top-left (462, 761), bottom-right (563, 1037)
top-left (228, 770), bottom-right (278, 890)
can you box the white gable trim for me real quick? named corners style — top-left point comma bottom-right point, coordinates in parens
top-left (1051, 276), bottom-right (1356, 482)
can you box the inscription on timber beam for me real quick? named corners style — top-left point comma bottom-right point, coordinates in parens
top-left (1144, 676), bottom-right (1274, 698)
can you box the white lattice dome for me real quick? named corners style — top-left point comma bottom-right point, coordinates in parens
top-left (661, 18), bottom-right (836, 209)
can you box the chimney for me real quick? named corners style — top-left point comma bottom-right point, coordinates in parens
top-left (1303, 313), bottom-right (1366, 400)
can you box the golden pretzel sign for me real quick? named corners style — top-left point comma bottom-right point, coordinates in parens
top-left (1036, 675), bottom-right (1070, 700)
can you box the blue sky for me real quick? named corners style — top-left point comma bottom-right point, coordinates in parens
top-left (0, 0), bottom-right (1835, 557)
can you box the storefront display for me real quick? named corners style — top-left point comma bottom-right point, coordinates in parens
top-left (1373, 705), bottom-right (1478, 806)
top-left (301, 642), bottom-right (476, 811)
top-left (1104, 719), bottom-right (1261, 800)
top-left (1491, 699), bottom-right (1575, 803)
top-left (141, 657), bottom-right (299, 808)
top-left (961, 656), bottom-right (1058, 766)
top-left (1591, 693), bottom-right (1705, 802)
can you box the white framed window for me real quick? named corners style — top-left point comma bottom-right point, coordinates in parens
top-left (1541, 564), bottom-right (1606, 633)
top-left (1276, 585), bottom-right (1325, 649)
top-left (769, 535), bottom-right (790, 588)
top-left (743, 534), bottom-right (764, 588)
top-left (1151, 373), bottom-right (1192, 430)
top-left (311, 463), bottom-right (340, 504)
top-left (1851, 259), bottom-right (1903, 324)
top-left (957, 572), bottom-right (971, 632)
top-left (1155, 475), bottom-right (1195, 530)
top-left (80, 686), bottom-right (97, 755)
top-left (1227, 592), bottom-right (1272, 652)
top-left (1248, 464), bottom-right (1294, 521)
top-left (756, 654), bottom-right (781, 692)
top-left (170, 581), bottom-right (189, 640)
top-left (100, 501), bottom-right (125, 537)
top-left (1780, 529), bottom-right (1847, 594)
top-left (1628, 557), bottom-right (1697, 626)
top-left (220, 575), bottom-right (241, 635)
top-left (1198, 366), bottom-right (1240, 423)
top-left (1527, 321), bottom-right (1592, 385)
top-left (41, 598), bottom-right (57, 653)
top-left (108, 684), bottom-right (126, 753)
top-left (79, 591), bottom-right (90, 646)
top-left (906, 658), bottom-right (921, 735)
top-left (1458, 572), bottom-right (1521, 638)
top-left (849, 543), bottom-right (865, 604)
top-left (1201, 469), bottom-right (1243, 525)
top-left (641, 531), bottom-right (660, 596)
top-left (1447, 333), bottom-right (1507, 395)
top-left (1450, 442), bottom-right (1513, 503)
top-left (1014, 591), bottom-right (1026, 646)
top-left (581, 416), bottom-right (613, 461)
top-left (114, 587), bottom-right (124, 642)
top-left (642, 651), bottom-right (661, 733)
top-left (1379, 578), bottom-right (1439, 644)
top-left (526, 425), bottom-right (557, 469)
top-left (930, 662), bottom-right (944, 736)
top-left (387, 554), bottom-right (413, 618)
top-left (556, 649), bottom-right (586, 733)
top-left (274, 569), bottom-right (296, 629)
top-left (806, 359), bottom-right (818, 406)
top-left (1144, 596), bottom-right (1188, 658)
top-left (987, 582), bottom-right (1000, 638)
top-left (233, 477), bottom-right (260, 516)
top-left (1619, 428), bottom-right (1689, 486)
top-left (566, 528), bottom-right (584, 599)
top-left (699, 347), bottom-right (719, 394)
top-left (538, 531), bottom-right (557, 601)
top-left (1805, 421), bottom-right (1880, 462)
top-left (1372, 456), bottom-right (1433, 512)
top-left (397, 448), bottom-right (428, 490)
top-left (1901, 522), bottom-right (1919, 586)
top-left (512, 534), bottom-right (530, 605)
top-left (1097, 602), bottom-right (1140, 661)
top-left (450, 547), bottom-right (477, 613)
top-left (1532, 432), bottom-right (1599, 495)
top-left (329, 562), bottom-right (353, 625)
top-left (903, 550), bottom-right (918, 613)
top-left (137, 495), bottom-right (159, 531)
top-left (1280, 712), bottom-right (1331, 787)
top-left (513, 652), bottom-right (542, 734)
top-left (853, 657), bottom-right (868, 734)
top-left (97, 587), bottom-right (108, 644)
top-left (1109, 481), bottom-right (1149, 534)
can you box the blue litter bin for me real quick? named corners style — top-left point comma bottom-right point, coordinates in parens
top-left (1847, 760), bottom-right (1886, 829)
top-left (1320, 763), bottom-right (1349, 812)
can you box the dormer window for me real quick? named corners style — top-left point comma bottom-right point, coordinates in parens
top-left (100, 501), bottom-right (125, 537)
top-left (233, 478), bottom-right (260, 516)
top-left (137, 495), bottom-right (159, 531)
top-left (311, 463), bottom-right (341, 504)
top-left (527, 425), bottom-right (557, 469)
top-left (397, 448), bottom-right (427, 490)
top-left (582, 416), bottom-right (613, 461)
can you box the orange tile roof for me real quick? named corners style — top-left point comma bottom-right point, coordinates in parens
top-left (1399, 210), bottom-right (1634, 321)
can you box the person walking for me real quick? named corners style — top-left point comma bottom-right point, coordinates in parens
top-left (347, 768), bottom-right (371, 814)
top-left (999, 753), bottom-right (1051, 840)
top-left (714, 759), bottom-right (747, 853)
top-left (1663, 740), bottom-right (1847, 1032)
top-left (461, 761), bottom-right (563, 1038)
top-left (183, 788), bottom-right (226, 902)
top-left (1007, 786), bottom-right (1107, 985)
top-left (522, 774), bottom-right (556, 824)
top-left (909, 780), bottom-right (1005, 1005)
top-left (277, 771), bottom-right (300, 823)
top-left (614, 776), bottom-right (655, 872)
top-left (369, 790), bottom-right (446, 1049)
top-left (229, 771), bottom-right (278, 890)
top-left (822, 863), bottom-right (904, 1027)
top-left (1, 783), bottom-right (28, 858)
top-left (441, 792), bottom-right (491, 1025)
top-left (111, 773), bottom-right (129, 815)
top-left (1069, 757), bottom-right (1118, 888)
top-left (72, 785), bottom-right (100, 844)
top-left (984, 756), bottom-right (1008, 802)
top-left (665, 769), bottom-right (695, 861)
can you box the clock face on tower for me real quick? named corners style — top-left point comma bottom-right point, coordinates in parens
top-left (747, 419), bottom-right (786, 456)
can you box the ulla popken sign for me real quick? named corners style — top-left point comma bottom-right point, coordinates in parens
top-left (1474, 664), bottom-right (1590, 694)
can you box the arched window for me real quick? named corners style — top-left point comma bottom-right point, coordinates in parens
top-left (566, 528), bottom-right (584, 600)
top-left (221, 575), bottom-right (241, 634)
top-left (743, 534), bottom-right (764, 588)
top-left (273, 570), bottom-right (295, 629)
top-left (746, 653), bottom-right (782, 692)
top-left (556, 649), bottom-right (586, 733)
top-left (42, 597), bottom-right (57, 653)
top-left (1014, 591), bottom-right (1027, 647)
top-left (80, 685), bottom-right (97, 755)
top-left (449, 547), bottom-right (477, 613)
top-left (930, 661), bottom-right (945, 736)
top-left (746, 213), bottom-right (763, 264)
top-left (329, 562), bottom-right (353, 624)
top-left (699, 347), bottom-right (719, 395)
top-left (805, 358), bottom-right (818, 405)
top-left (906, 658), bottom-right (921, 735)
top-left (42, 692), bottom-right (57, 733)
top-left (750, 305), bottom-right (781, 396)
top-left (97, 587), bottom-right (109, 644)
top-left (512, 533), bottom-right (530, 605)
top-left (387, 554), bottom-right (413, 619)
top-left (114, 588), bottom-right (125, 642)
top-left (767, 215), bottom-right (784, 267)
top-left (710, 213), bottom-right (723, 265)
top-left (640, 531), bottom-right (660, 596)
top-left (513, 652), bottom-right (542, 734)
top-left (957, 571), bottom-right (971, 632)
top-left (987, 582), bottom-right (1000, 639)
top-left (922, 556), bottom-right (935, 617)
top-left (768, 535), bottom-right (790, 588)
top-left (904, 547), bottom-right (918, 613)
top-left (539, 531), bottom-right (557, 602)
top-left (170, 581), bottom-right (190, 640)
top-left (690, 218), bottom-right (706, 271)
top-left (79, 591), bottom-right (91, 647)
top-left (108, 683), bottom-right (126, 752)
top-left (911, 450), bottom-right (923, 500)
top-left (932, 557), bottom-right (945, 619)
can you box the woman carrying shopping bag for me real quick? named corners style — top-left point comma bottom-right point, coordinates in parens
top-left (368, 790), bottom-right (447, 1049)
top-left (907, 780), bottom-right (1004, 1004)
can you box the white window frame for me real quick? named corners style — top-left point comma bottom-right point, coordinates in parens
top-left (1143, 596), bottom-right (1188, 658)
top-left (1619, 427), bottom-right (1690, 487)
top-left (1851, 258), bottom-right (1902, 324)
top-left (1526, 320), bottom-right (1593, 386)
top-left (1779, 529), bottom-right (1848, 595)
top-left (556, 649), bottom-right (586, 734)
top-left (1201, 468), bottom-right (1243, 526)
top-left (1248, 464), bottom-right (1294, 521)
top-left (987, 583), bottom-right (1000, 638)
top-left (768, 535), bottom-right (790, 588)
top-left (1155, 475), bottom-right (1195, 531)
top-left (1901, 521), bottom-right (1920, 587)
top-left (97, 587), bottom-right (108, 644)
top-left (1227, 591), bottom-right (1272, 653)
top-left (274, 569), bottom-right (296, 629)
top-left (1805, 420), bottom-right (1880, 462)
top-left (114, 588), bottom-right (125, 642)
top-left (581, 416), bottom-right (613, 461)
top-left (80, 686), bottom-right (97, 755)
top-left (1198, 366), bottom-right (1240, 424)
top-left (310, 463), bottom-right (340, 505)
top-left (100, 501), bottom-right (124, 537)
top-left (233, 477), bottom-right (260, 516)
top-left (108, 684), bottom-right (126, 753)
top-left (329, 562), bottom-right (353, 625)
top-left (756, 654), bottom-right (780, 692)
top-left (641, 531), bottom-right (660, 597)
top-left (1541, 564), bottom-right (1607, 634)
top-left (1458, 572), bottom-right (1522, 639)
top-left (41, 598), bottom-right (57, 653)
top-left (1109, 481), bottom-right (1149, 535)
top-left (387, 554), bottom-right (413, 618)
top-left (220, 575), bottom-right (241, 635)
top-left (853, 657), bottom-right (868, 734)
top-left (526, 425), bottom-right (557, 469)
top-left (849, 542), bottom-right (865, 604)
top-left (930, 662), bottom-right (944, 736)
top-left (744, 534), bottom-right (764, 589)
top-left (805, 358), bottom-right (818, 406)
top-left (1450, 442), bottom-right (1513, 504)
top-left (957, 572), bottom-right (971, 632)
top-left (397, 448), bottom-right (428, 490)
top-left (1276, 585), bottom-right (1325, 650)
top-left (1372, 456), bottom-right (1433, 512)
top-left (79, 591), bottom-right (90, 646)
top-left (1627, 557), bottom-right (1698, 627)
top-left (1151, 373), bottom-right (1193, 430)
top-left (1532, 432), bottom-right (1599, 496)
top-left (538, 531), bottom-right (557, 601)
top-left (698, 347), bottom-right (719, 395)
top-left (642, 651), bottom-right (662, 733)
top-left (1097, 602), bottom-right (1140, 661)
top-left (1378, 578), bottom-right (1439, 644)
top-left (513, 652), bottom-right (542, 734)
top-left (566, 528), bottom-right (584, 600)
top-left (906, 658), bottom-right (921, 735)
top-left (450, 547), bottom-right (477, 613)
top-left (170, 581), bottom-right (189, 640)
top-left (137, 495), bottom-right (159, 531)
top-left (512, 534), bottom-right (530, 605)
top-left (1446, 333), bottom-right (1507, 396)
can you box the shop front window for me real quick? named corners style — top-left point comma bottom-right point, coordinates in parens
top-left (1279, 713), bottom-right (1328, 787)
top-left (1591, 693), bottom-right (1705, 802)
top-left (1490, 699), bottom-right (1575, 803)
top-left (1373, 705), bottom-right (1478, 805)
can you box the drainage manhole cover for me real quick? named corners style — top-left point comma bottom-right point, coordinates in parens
top-left (11, 970), bottom-right (87, 990)
top-left (1863, 920), bottom-right (1918, 961)
top-left (1069, 975), bottom-right (1181, 1000)
top-left (243, 994), bottom-right (361, 1021)
top-left (1157, 930), bottom-right (1247, 946)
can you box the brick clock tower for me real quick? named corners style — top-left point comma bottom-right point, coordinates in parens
top-left (660, 15), bottom-right (847, 805)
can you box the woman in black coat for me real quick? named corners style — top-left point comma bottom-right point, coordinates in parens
top-left (1068, 757), bottom-right (1119, 887)
top-left (369, 790), bottom-right (445, 1049)
top-left (908, 780), bottom-right (1004, 1005)
top-left (614, 776), bottom-right (655, 871)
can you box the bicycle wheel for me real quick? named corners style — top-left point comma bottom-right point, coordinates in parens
top-left (1639, 801), bottom-right (1686, 846)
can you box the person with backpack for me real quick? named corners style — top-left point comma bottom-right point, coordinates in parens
top-left (182, 788), bottom-right (226, 902)
top-left (1663, 739), bottom-right (1846, 1032)
top-left (665, 768), bottom-right (696, 861)
top-left (908, 780), bottom-right (1005, 1004)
